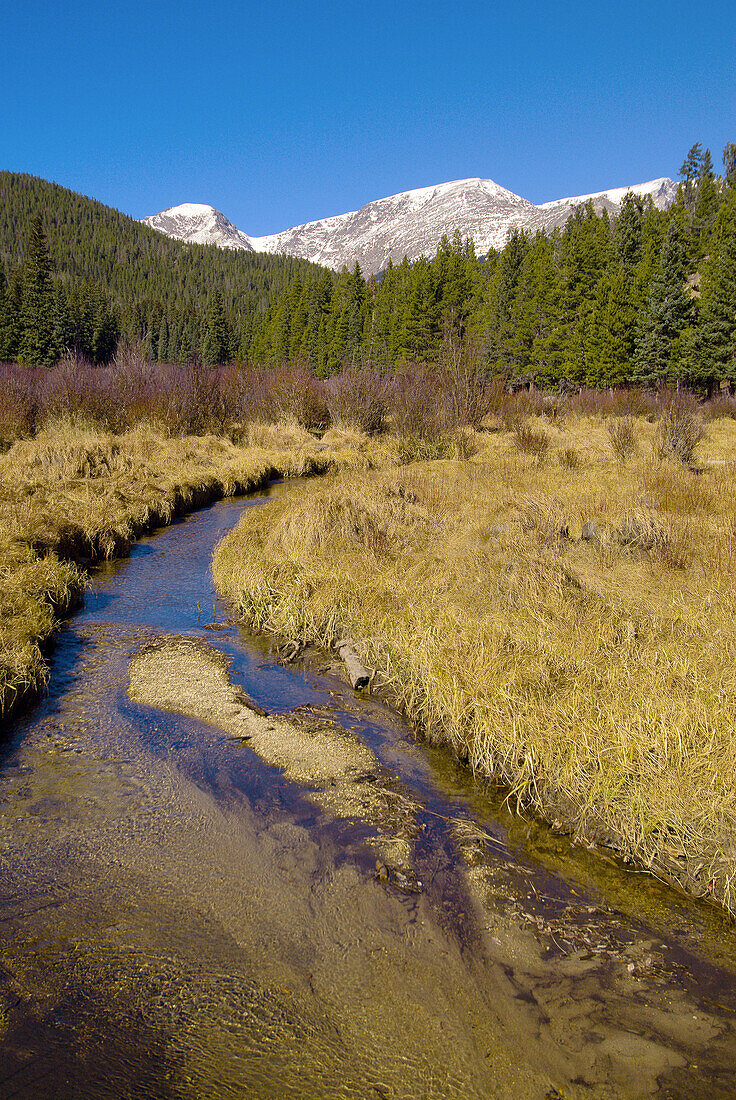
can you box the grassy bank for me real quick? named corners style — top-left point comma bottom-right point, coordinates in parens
top-left (213, 411), bottom-right (736, 915)
top-left (0, 418), bottom-right (385, 720)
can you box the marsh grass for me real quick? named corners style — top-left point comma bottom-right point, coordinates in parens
top-left (607, 416), bottom-right (638, 465)
top-left (213, 414), bottom-right (736, 915)
top-left (512, 421), bottom-right (550, 464)
top-left (0, 416), bottom-right (387, 719)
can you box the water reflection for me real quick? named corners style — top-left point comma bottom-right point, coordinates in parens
top-left (0, 490), bottom-right (734, 1098)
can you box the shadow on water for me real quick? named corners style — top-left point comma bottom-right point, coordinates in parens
top-left (1, 486), bottom-right (736, 1098)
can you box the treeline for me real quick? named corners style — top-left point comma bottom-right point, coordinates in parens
top-left (255, 142), bottom-right (736, 392)
top-left (0, 172), bottom-right (329, 365)
top-left (2, 146), bottom-right (735, 392)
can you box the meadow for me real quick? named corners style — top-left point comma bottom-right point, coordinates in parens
top-left (213, 399), bottom-right (736, 915)
top-left (4, 355), bottom-right (736, 916)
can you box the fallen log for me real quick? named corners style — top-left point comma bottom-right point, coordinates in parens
top-left (335, 636), bottom-right (371, 690)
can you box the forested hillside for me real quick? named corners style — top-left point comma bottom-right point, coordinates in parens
top-left (0, 172), bottom-right (329, 365)
top-left (1, 145), bottom-right (735, 391)
top-left (254, 143), bottom-right (736, 391)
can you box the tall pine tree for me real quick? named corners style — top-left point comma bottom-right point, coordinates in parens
top-left (18, 215), bottom-right (57, 365)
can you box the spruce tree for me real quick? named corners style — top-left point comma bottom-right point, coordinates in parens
top-left (201, 291), bottom-right (230, 364)
top-left (724, 143), bottom-right (736, 188)
top-left (633, 217), bottom-right (692, 385)
top-left (614, 193), bottom-right (645, 273)
top-left (679, 143), bottom-right (704, 211)
top-left (584, 267), bottom-right (637, 387)
top-left (18, 215), bottom-right (57, 365)
top-left (0, 267), bottom-right (19, 360)
top-left (685, 191), bottom-right (736, 391)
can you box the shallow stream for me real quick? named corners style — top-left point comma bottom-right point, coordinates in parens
top-left (1, 486), bottom-right (735, 1098)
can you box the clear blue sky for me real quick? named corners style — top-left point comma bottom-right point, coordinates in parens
top-left (3, 0), bottom-right (735, 234)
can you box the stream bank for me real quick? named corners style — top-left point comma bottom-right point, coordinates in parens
top-left (0, 489), bottom-right (735, 1097)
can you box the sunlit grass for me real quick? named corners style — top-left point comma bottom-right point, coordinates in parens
top-left (0, 415), bottom-right (390, 718)
top-left (213, 414), bottom-right (736, 914)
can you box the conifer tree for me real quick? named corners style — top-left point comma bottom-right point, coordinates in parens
top-left (633, 217), bottom-right (692, 385)
top-left (724, 143), bottom-right (736, 188)
top-left (555, 206), bottom-right (613, 377)
top-left (614, 193), bottom-right (645, 273)
top-left (584, 267), bottom-right (637, 386)
top-left (201, 291), bottom-right (230, 364)
top-left (679, 143), bottom-right (704, 211)
top-left (684, 191), bottom-right (736, 391)
top-left (395, 258), bottom-right (439, 360)
top-left (480, 228), bottom-right (528, 373)
top-left (0, 267), bottom-right (19, 360)
top-left (18, 215), bottom-right (57, 365)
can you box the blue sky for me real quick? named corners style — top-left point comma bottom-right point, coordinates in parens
top-left (3, 0), bottom-right (735, 234)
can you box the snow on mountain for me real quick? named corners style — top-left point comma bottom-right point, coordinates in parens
top-left (249, 178), bottom-right (536, 273)
top-left (534, 177), bottom-right (679, 234)
top-left (142, 203), bottom-right (255, 251)
top-left (142, 175), bottom-right (678, 274)
top-left (537, 177), bottom-right (678, 212)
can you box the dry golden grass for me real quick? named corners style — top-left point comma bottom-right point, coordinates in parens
top-left (213, 414), bottom-right (736, 914)
top-left (0, 416), bottom-right (389, 719)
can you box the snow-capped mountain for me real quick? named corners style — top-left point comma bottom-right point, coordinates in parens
top-left (143, 176), bottom-right (678, 274)
top-left (142, 203), bottom-right (255, 251)
top-left (249, 178), bottom-right (537, 272)
top-left (534, 177), bottom-right (678, 233)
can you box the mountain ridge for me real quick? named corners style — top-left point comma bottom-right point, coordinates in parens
top-left (143, 175), bottom-right (679, 275)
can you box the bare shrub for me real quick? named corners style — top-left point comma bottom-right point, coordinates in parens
top-left (655, 401), bottom-right (706, 465)
top-left (437, 334), bottom-right (496, 429)
top-left (702, 392), bottom-right (736, 421)
top-left (607, 416), bottom-right (638, 464)
top-left (389, 363), bottom-right (448, 441)
top-left (325, 367), bottom-right (387, 434)
top-left (0, 364), bottom-right (38, 445)
top-left (498, 399), bottom-right (523, 432)
top-left (263, 362), bottom-right (329, 432)
top-left (512, 421), bottom-right (550, 464)
top-left (567, 387), bottom-right (658, 419)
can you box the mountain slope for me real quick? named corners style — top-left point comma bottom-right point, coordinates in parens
top-left (0, 172), bottom-right (332, 363)
top-left (251, 177), bottom-right (536, 271)
top-left (142, 203), bottom-right (255, 251)
top-left (0, 173), bottom-right (327, 317)
top-left (535, 177), bottom-right (678, 233)
top-left (143, 175), bottom-right (679, 274)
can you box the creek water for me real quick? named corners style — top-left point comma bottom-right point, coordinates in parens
top-left (1, 487), bottom-right (736, 1098)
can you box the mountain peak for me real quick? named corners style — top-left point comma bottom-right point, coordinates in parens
top-left (143, 173), bottom-right (678, 273)
top-left (142, 203), bottom-right (254, 251)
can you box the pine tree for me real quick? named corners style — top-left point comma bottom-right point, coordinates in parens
top-left (679, 142), bottom-right (704, 211)
top-left (684, 191), bottom-right (736, 391)
top-left (633, 217), bottom-right (692, 385)
top-left (479, 228), bottom-right (529, 373)
top-left (724, 143), bottom-right (736, 188)
top-left (394, 258), bottom-right (439, 361)
top-left (0, 267), bottom-right (20, 360)
top-left (555, 205), bottom-right (613, 378)
top-left (584, 267), bottom-right (638, 386)
top-left (500, 234), bottom-right (562, 384)
top-left (201, 291), bottom-right (230, 364)
top-left (18, 215), bottom-right (57, 365)
top-left (614, 193), bottom-right (645, 273)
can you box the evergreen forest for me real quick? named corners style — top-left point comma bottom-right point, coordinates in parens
top-left (1, 143), bottom-right (735, 393)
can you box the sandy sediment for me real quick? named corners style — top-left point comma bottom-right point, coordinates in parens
top-left (128, 636), bottom-right (419, 879)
